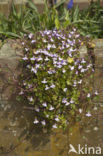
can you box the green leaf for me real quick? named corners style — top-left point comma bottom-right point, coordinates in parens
top-left (55, 17), bottom-right (60, 29)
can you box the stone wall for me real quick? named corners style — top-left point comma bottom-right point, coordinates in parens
top-left (0, 0), bottom-right (100, 15)
top-left (0, 39), bottom-right (23, 101)
top-left (0, 39), bottom-right (103, 101)
top-left (0, 39), bottom-right (103, 156)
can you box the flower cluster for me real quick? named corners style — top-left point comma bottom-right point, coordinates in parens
top-left (19, 28), bottom-right (98, 130)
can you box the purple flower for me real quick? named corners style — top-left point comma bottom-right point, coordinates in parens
top-left (86, 112), bottom-right (92, 117)
top-left (42, 102), bottom-right (47, 107)
top-left (62, 98), bottom-right (67, 103)
top-left (30, 56), bottom-right (35, 61)
top-left (35, 64), bottom-right (40, 69)
top-left (22, 56), bottom-right (28, 60)
top-left (31, 40), bottom-right (36, 43)
top-left (57, 64), bottom-right (62, 68)
top-left (50, 84), bottom-right (55, 88)
top-left (47, 44), bottom-right (52, 50)
top-left (78, 65), bottom-right (83, 70)
top-left (55, 116), bottom-right (59, 121)
top-left (70, 100), bottom-right (74, 104)
top-left (50, 38), bottom-right (54, 42)
top-left (31, 67), bottom-right (37, 74)
top-left (37, 56), bottom-right (42, 61)
top-left (70, 66), bottom-right (74, 71)
top-left (75, 71), bottom-right (78, 75)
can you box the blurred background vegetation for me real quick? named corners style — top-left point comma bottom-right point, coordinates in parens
top-left (0, 0), bottom-right (102, 39)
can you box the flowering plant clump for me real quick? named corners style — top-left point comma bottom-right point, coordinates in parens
top-left (19, 28), bottom-right (98, 130)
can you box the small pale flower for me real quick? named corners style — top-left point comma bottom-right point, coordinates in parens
top-left (28, 84), bottom-right (32, 88)
top-left (49, 105), bottom-right (54, 110)
top-left (87, 64), bottom-right (92, 68)
top-left (52, 44), bottom-right (56, 48)
top-left (45, 57), bottom-right (49, 61)
top-left (35, 64), bottom-right (40, 69)
top-left (87, 93), bottom-right (91, 98)
top-left (86, 112), bottom-right (92, 117)
top-left (57, 64), bottom-right (62, 68)
top-left (55, 117), bottom-right (59, 122)
top-left (28, 96), bottom-right (33, 102)
top-left (43, 39), bottom-right (47, 43)
top-left (95, 91), bottom-right (99, 95)
top-left (50, 38), bottom-right (54, 42)
top-left (70, 100), bottom-right (74, 104)
top-left (79, 109), bottom-right (82, 113)
top-left (41, 79), bottom-right (47, 84)
top-left (46, 114), bottom-right (49, 118)
top-left (22, 56), bottom-right (28, 60)
top-left (35, 108), bottom-right (40, 112)
top-left (42, 102), bottom-right (47, 107)
top-left (37, 57), bottom-right (42, 61)
top-left (33, 119), bottom-right (39, 124)
top-left (70, 66), bottom-right (74, 71)
top-left (45, 85), bottom-right (50, 90)
top-left (93, 127), bottom-right (98, 131)
top-left (62, 98), bottom-right (67, 103)
top-left (25, 48), bottom-right (29, 51)
top-left (81, 69), bottom-right (85, 73)
top-left (78, 79), bottom-right (82, 84)
top-left (81, 59), bottom-right (86, 64)
top-left (22, 42), bottom-right (25, 45)
top-left (50, 84), bottom-right (55, 88)
top-left (75, 71), bottom-right (78, 75)
top-left (19, 91), bottom-right (24, 95)
top-left (41, 120), bottom-right (46, 126)
top-left (47, 44), bottom-right (52, 50)
top-left (65, 102), bottom-right (70, 106)
top-left (30, 57), bottom-right (35, 61)
top-left (52, 124), bottom-right (57, 129)
top-left (31, 40), bottom-right (36, 43)
top-left (78, 65), bottom-right (83, 69)
top-left (28, 33), bottom-right (33, 39)
top-left (63, 88), bottom-right (67, 92)
top-left (31, 67), bottom-right (37, 73)
top-left (62, 69), bottom-right (66, 73)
